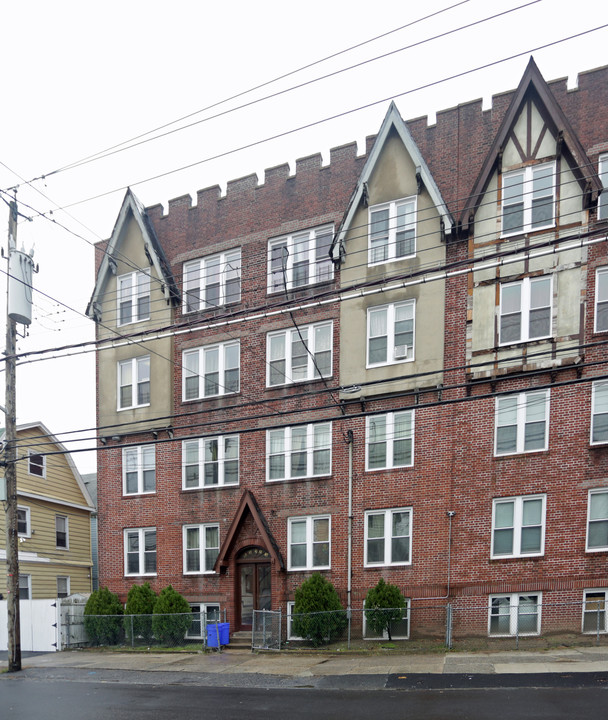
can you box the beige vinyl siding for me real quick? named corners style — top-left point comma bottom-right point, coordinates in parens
top-left (18, 563), bottom-right (92, 599)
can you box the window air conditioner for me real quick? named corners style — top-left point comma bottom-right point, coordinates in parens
top-left (394, 344), bottom-right (408, 360)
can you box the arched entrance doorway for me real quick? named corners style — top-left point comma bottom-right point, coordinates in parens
top-left (236, 547), bottom-right (271, 630)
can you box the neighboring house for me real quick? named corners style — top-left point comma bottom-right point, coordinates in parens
top-left (0, 423), bottom-right (96, 599)
top-left (87, 58), bottom-right (608, 639)
top-left (81, 473), bottom-right (99, 591)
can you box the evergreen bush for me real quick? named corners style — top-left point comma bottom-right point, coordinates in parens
top-left (364, 578), bottom-right (406, 641)
top-left (125, 582), bottom-right (157, 643)
top-left (151, 585), bottom-right (192, 645)
top-left (83, 587), bottom-right (124, 646)
top-left (292, 573), bottom-right (347, 646)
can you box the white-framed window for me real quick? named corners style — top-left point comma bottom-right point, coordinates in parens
top-left (491, 495), bottom-right (546, 558)
top-left (488, 593), bottom-right (541, 636)
top-left (17, 506), bottom-right (31, 537)
top-left (363, 598), bottom-right (411, 640)
top-left (495, 390), bottom-right (549, 456)
top-left (367, 300), bottom-right (415, 366)
top-left (183, 249), bottom-right (241, 313)
top-left (124, 527), bottom-right (157, 576)
top-left (366, 410), bottom-right (414, 471)
top-left (599, 154), bottom-right (608, 221)
top-left (583, 589), bottom-right (608, 634)
top-left (288, 515), bottom-right (330, 570)
top-left (118, 356), bottom-right (150, 410)
top-left (586, 489), bottom-right (608, 551)
top-left (123, 445), bottom-right (156, 495)
top-left (368, 197), bottom-right (416, 265)
top-left (268, 225), bottom-right (333, 293)
top-left (56, 515), bottom-right (69, 549)
top-left (183, 524), bottom-right (220, 574)
top-left (267, 423), bottom-right (331, 481)
top-left (267, 321), bottom-right (332, 386)
top-left (57, 576), bottom-right (70, 599)
top-left (19, 574), bottom-right (31, 600)
top-left (118, 270), bottom-right (150, 326)
top-left (499, 276), bottom-right (552, 344)
top-left (502, 162), bottom-right (555, 235)
top-left (364, 508), bottom-right (412, 567)
top-left (182, 436), bottom-right (239, 489)
top-left (594, 268), bottom-right (608, 333)
top-left (591, 381), bottom-right (608, 445)
top-left (28, 451), bottom-right (45, 478)
top-left (187, 602), bottom-right (221, 639)
top-left (286, 601), bottom-right (304, 640)
top-left (183, 341), bottom-right (240, 400)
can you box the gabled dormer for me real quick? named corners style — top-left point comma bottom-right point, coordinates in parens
top-left (461, 57), bottom-right (602, 238)
top-left (86, 188), bottom-right (179, 327)
top-left (337, 102), bottom-right (453, 397)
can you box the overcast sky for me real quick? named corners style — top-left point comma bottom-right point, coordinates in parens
top-left (1, 0), bottom-right (607, 474)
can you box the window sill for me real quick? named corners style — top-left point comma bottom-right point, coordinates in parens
top-left (494, 449), bottom-right (548, 459)
top-left (365, 465), bottom-right (414, 473)
top-left (266, 475), bottom-right (332, 485)
top-left (123, 492), bottom-right (157, 498)
top-left (117, 404), bottom-right (151, 412)
top-left (368, 254), bottom-right (416, 268)
top-left (287, 567), bottom-right (331, 573)
top-left (181, 484), bottom-right (240, 493)
top-left (490, 555), bottom-right (544, 562)
top-left (367, 358), bottom-right (415, 370)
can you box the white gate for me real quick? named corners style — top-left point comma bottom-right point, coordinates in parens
top-left (0, 599), bottom-right (58, 652)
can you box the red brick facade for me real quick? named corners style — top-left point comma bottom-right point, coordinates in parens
top-left (92, 60), bottom-right (608, 639)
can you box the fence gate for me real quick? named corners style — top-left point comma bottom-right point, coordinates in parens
top-left (252, 609), bottom-right (282, 651)
top-left (0, 599), bottom-right (58, 652)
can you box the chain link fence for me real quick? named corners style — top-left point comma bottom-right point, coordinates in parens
top-left (64, 609), bottom-right (227, 650)
top-left (252, 610), bottom-right (282, 650)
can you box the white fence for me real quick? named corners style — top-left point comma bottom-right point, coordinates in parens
top-left (0, 599), bottom-right (58, 652)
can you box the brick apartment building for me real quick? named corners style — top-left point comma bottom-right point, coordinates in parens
top-left (87, 58), bottom-right (608, 640)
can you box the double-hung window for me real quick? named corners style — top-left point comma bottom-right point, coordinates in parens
top-left (187, 602), bottom-right (221, 639)
top-left (495, 390), bottom-right (549, 455)
top-left (267, 423), bottom-right (331, 481)
top-left (288, 515), bottom-right (330, 570)
top-left (267, 322), bottom-right (332, 386)
top-left (599, 155), bottom-right (608, 221)
top-left (183, 249), bottom-right (241, 313)
top-left (182, 436), bottom-right (239, 488)
top-left (19, 575), bottom-right (31, 600)
top-left (583, 589), bottom-right (608, 634)
top-left (268, 225), bottom-right (333, 293)
top-left (364, 508), bottom-right (412, 566)
top-left (595, 268), bottom-right (608, 333)
top-left (502, 162), bottom-right (555, 235)
top-left (499, 276), bottom-right (552, 344)
top-left (367, 300), bottom-right (415, 366)
top-left (124, 527), bottom-right (156, 576)
top-left (55, 515), bottom-right (68, 549)
top-left (28, 451), bottom-right (45, 478)
top-left (591, 381), bottom-right (608, 445)
top-left (118, 356), bottom-right (150, 409)
top-left (491, 495), bottom-right (545, 558)
top-left (489, 593), bottom-right (541, 636)
top-left (183, 523), bottom-right (220, 574)
top-left (368, 197), bottom-right (416, 264)
top-left (183, 341), bottom-right (240, 400)
top-left (366, 411), bottom-right (414, 470)
top-left (587, 489), bottom-right (608, 551)
top-left (57, 577), bottom-right (70, 599)
top-left (123, 445), bottom-right (156, 495)
top-left (118, 270), bottom-right (150, 325)
top-left (17, 506), bottom-right (31, 537)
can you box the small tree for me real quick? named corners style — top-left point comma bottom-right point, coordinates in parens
top-left (364, 578), bottom-right (405, 641)
top-left (125, 582), bottom-right (157, 643)
top-left (84, 587), bottom-right (124, 646)
top-left (292, 573), bottom-right (347, 646)
top-left (151, 585), bottom-right (192, 645)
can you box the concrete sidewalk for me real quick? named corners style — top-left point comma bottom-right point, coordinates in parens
top-left (4, 645), bottom-right (608, 678)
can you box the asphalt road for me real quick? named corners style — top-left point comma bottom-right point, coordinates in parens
top-left (2, 674), bottom-right (608, 719)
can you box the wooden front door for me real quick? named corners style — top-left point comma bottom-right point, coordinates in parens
top-left (236, 548), bottom-right (271, 630)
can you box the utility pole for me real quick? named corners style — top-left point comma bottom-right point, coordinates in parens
top-left (4, 198), bottom-right (21, 672)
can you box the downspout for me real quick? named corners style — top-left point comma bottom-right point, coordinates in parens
top-left (346, 430), bottom-right (354, 649)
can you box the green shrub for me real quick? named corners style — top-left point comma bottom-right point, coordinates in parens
top-left (83, 587), bottom-right (124, 646)
top-left (292, 573), bottom-right (347, 646)
top-left (364, 578), bottom-right (405, 641)
top-left (125, 582), bottom-right (157, 643)
top-left (151, 585), bottom-right (192, 645)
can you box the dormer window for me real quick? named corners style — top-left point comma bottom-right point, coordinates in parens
top-left (502, 162), bottom-right (555, 236)
top-left (368, 197), bottom-right (416, 265)
top-left (118, 270), bottom-right (150, 325)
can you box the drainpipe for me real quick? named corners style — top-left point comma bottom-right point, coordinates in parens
top-left (346, 430), bottom-right (354, 649)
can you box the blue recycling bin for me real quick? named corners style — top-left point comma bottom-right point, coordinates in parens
top-left (207, 622), bottom-right (230, 647)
